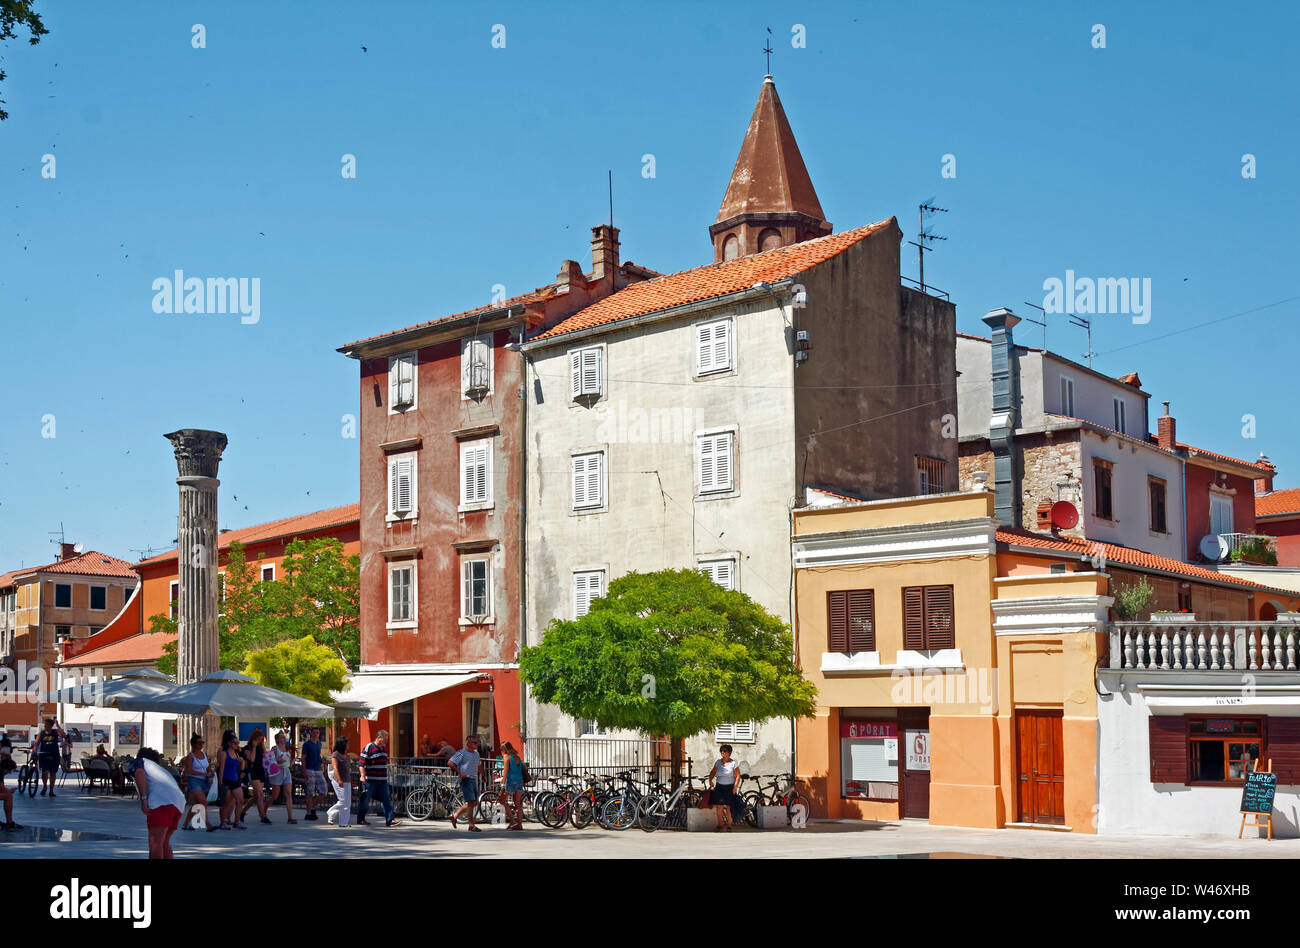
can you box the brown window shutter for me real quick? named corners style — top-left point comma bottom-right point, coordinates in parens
top-left (1267, 716), bottom-right (1300, 784)
top-left (827, 591), bottom-right (848, 653)
top-left (923, 585), bottom-right (955, 649)
top-left (847, 590), bottom-right (874, 652)
top-left (1148, 715), bottom-right (1187, 783)
top-left (903, 587), bottom-right (925, 650)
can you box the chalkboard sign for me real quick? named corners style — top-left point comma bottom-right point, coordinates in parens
top-left (1240, 770), bottom-right (1277, 815)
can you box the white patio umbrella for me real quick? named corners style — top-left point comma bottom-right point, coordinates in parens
top-left (45, 666), bottom-right (176, 752)
top-left (116, 669), bottom-right (334, 718)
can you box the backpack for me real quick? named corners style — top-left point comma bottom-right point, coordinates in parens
top-left (520, 761), bottom-right (532, 785)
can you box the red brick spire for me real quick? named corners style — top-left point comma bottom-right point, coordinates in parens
top-left (710, 76), bottom-right (831, 262)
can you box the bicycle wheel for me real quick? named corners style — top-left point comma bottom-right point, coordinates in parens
top-left (787, 793), bottom-right (811, 828)
top-left (600, 795), bottom-right (638, 830)
top-left (477, 789), bottom-right (508, 825)
top-left (569, 795), bottom-right (595, 829)
top-left (537, 791), bottom-right (569, 829)
top-left (26, 768), bottom-right (39, 797)
top-left (742, 790), bottom-right (764, 827)
top-left (404, 787), bottom-right (433, 821)
top-left (636, 794), bottom-right (667, 832)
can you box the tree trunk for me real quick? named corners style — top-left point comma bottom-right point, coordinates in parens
top-left (670, 737), bottom-right (683, 789)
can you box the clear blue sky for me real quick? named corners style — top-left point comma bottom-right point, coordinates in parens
top-left (2, 0), bottom-right (1297, 569)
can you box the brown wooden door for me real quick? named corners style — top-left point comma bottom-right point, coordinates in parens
top-left (900, 710), bottom-right (931, 819)
top-left (1015, 710), bottom-right (1064, 825)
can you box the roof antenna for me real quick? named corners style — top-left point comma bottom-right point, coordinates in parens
top-left (1069, 312), bottom-right (1095, 367)
top-left (608, 170), bottom-right (613, 230)
top-left (907, 199), bottom-right (948, 294)
top-left (1020, 300), bottom-right (1048, 350)
top-left (764, 27), bottom-right (773, 76)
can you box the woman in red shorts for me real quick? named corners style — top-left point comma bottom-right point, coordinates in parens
top-left (131, 747), bottom-right (186, 859)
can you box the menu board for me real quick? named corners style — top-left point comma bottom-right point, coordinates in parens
top-left (1239, 770), bottom-right (1277, 815)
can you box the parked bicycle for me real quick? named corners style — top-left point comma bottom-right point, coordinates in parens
top-left (636, 776), bottom-right (708, 832)
top-left (742, 774), bottom-right (810, 827)
top-left (14, 749), bottom-right (39, 798)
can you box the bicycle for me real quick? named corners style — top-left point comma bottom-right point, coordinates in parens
top-left (15, 750), bottom-right (40, 798)
top-left (598, 770), bottom-right (648, 831)
top-left (404, 773), bottom-right (463, 822)
top-left (742, 774), bottom-right (810, 827)
top-left (636, 776), bottom-right (707, 832)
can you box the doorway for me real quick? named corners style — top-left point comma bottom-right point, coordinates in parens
top-left (396, 700), bottom-right (414, 759)
top-left (1015, 709), bottom-right (1064, 825)
top-left (899, 708), bottom-right (930, 819)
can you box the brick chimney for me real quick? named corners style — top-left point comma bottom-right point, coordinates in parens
top-left (1157, 401), bottom-right (1176, 451)
top-left (1256, 454), bottom-right (1275, 493)
top-left (591, 225), bottom-right (620, 282)
top-left (60, 542), bottom-right (76, 561)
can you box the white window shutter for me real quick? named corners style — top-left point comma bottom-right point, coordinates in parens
top-left (582, 348), bottom-right (601, 395)
top-left (572, 453), bottom-right (602, 508)
top-left (587, 453), bottom-right (602, 505)
top-left (570, 351), bottom-right (582, 399)
top-left (572, 455), bottom-right (587, 507)
top-left (390, 457), bottom-right (400, 512)
top-left (474, 446), bottom-right (488, 501)
top-left (391, 457), bottom-right (412, 514)
top-left (715, 433), bottom-right (733, 490)
top-left (712, 321), bottom-right (730, 370)
top-left (698, 436), bottom-right (715, 491)
top-left (714, 560), bottom-right (734, 590)
top-left (461, 560), bottom-right (471, 616)
top-left (697, 324), bottom-right (714, 373)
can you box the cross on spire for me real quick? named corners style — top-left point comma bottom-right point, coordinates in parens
top-left (764, 27), bottom-right (773, 75)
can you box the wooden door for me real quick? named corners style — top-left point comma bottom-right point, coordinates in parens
top-left (900, 709), bottom-right (931, 820)
top-left (1015, 710), bottom-right (1064, 825)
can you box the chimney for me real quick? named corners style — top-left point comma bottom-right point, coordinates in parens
top-left (556, 259), bottom-right (583, 292)
top-left (591, 225), bottom-right (620, 282)
top-left (60, 542), bottom-right (76, 561)
top-left (982, 307), bottom-right (1023, 528)
top-left (1256, 454), bottom-right (1275, 494)
top-left (1157, 401), bottom-right (1176, 451)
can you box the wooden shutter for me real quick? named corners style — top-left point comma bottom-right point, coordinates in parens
top-left (697, 323), bottom-right (715, 372)
top-left (711, 320), bottom-right (730, 370)
top-left (923, 585), bottom-right (955, 649)
top-left (848, 590), bottom-right (875, 652)
top-left (698, 436), bottom-right (716, 491)
top-left (462, 443), bottom-right (489, 504)
top-left (1267, 717), bottom-right (1300, 784)
top-left (715, 433), bottom-right (733, 490)
top-left (573, 572), bottom-right (594, 618)
top-left (581, 348), bottom-right (601, 395)
top-left (827, 591), bottom-right (848, 653)
top-left (1148, 715), bottom-right (1187, 784)
top-left (572, 453), bottom-right (601, 508)
top-left (390, 456), bottom-right (412, 513)
top-left (903, 587), bottom-right (925, 649)
top-left (570, 350), bottom-right (583, 399)
top-left (710, 560), bottom-right (734, 590)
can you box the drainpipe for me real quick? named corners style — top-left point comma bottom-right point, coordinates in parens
top-left (507, 326), bottom-right (529, 746)
top-left (983, 308), bottom-right (1022, 527)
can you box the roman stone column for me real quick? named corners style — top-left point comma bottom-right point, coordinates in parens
top-left (165, 429), bottom-right (227, 755)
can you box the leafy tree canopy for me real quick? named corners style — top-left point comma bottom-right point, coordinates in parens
top-left (1, 1), bottom-right (49, 121)
top-left (519, 568), bottom-right (817, 739)
top-left (242, 635), bottom-right (349, 708)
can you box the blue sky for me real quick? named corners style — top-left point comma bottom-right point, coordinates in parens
top-left (1, 0), bottom-right (1297, 569)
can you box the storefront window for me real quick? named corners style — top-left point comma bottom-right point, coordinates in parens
top-left (1188, 718), bottom-right (1261, 783)
top-left (840, 721), bottom-right (898, 800)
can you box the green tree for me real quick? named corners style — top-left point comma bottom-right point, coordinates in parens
top-left (519, 568), bottom-right (817, 779)
top-left (1, 1), bottom-right (49, 121)
top-left (242, 635), bottom-right (349, 706)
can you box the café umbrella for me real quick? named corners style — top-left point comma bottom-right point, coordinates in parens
top-left (115, 669), bottom-right (334, 718)
top-left (44, 666), bottom-right (176, 750)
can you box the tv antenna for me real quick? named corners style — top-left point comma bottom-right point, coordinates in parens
top-left (1070, 312), bottom-right (1095, 367)
top-left (607, 169), bottom-right (613, 230)
top-left (906, 199), bottom-right (948, 294)
top-left (1020, 301), bottom-right (1048, 350)
top-left (130, 544), bottom-right (167, 560)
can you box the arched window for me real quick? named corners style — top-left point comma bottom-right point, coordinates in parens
top-left (722, 234), bottom-right (739, 261)
top-left (758, 228), bottom-right (783, 252)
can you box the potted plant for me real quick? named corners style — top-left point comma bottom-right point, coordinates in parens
top-left (1112, 577), bottom-right (1155, 620)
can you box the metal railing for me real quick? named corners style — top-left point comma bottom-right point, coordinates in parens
top-left (526, 736), bottom-right (677, 772)
top-left (1109, 620), bottom-right (1300, 671)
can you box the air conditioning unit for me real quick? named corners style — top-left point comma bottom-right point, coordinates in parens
top-left (464, 360), bottom-right (489, 396)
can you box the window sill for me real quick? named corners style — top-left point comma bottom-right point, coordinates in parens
top-left (386, 621), bottom-right (417, 632)
top-left (458, 502), bottom-right (494, 514)
top-left (693, 366), bottom-right (735, 381)
top-left (570, 504), bottom-right (607, 517)
top-left (458, 616), bottom-right (496, 627)
top-left (386, 512), bottom-right (418, 524)
top-left (695, 487), bottom-right (739, 502)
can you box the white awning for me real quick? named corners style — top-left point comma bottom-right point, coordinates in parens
top-left (331, 673), bottom-right (480, 721)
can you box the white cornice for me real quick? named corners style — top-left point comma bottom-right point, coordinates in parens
top-left (991, 594), bottom-right (1113, 636)
top-left (793, 517), bottom-right (997, 569)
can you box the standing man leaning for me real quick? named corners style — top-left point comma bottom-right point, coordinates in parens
top-left (35, 718), bottom-right (66, 798)
top-left (301, 727), bottom-right (327, 821)
top-left (358, 730), bottom-right (399, 827)
top-left (448, 735), bottom-right (481, 832)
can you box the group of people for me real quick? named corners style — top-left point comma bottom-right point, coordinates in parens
top-left (177, 727), bottom-right (299, 831)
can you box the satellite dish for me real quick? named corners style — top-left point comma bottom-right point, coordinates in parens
top-left (1050, 501), bottom-right (1079, 530)
top-left (73, 542), bottom-right (84, 553)
top-left (1199, 534), bottom-right (1230, 562)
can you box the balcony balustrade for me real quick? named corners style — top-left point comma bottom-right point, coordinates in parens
top-left (1109, 620), bottom-right (1300, 671)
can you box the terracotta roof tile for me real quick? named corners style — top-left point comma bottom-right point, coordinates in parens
top-left (61, 632), bottom-right (172, 668)
top-left (134, 502), bottom-right (359, 567)
top-left (532, 220), bottom-right (894, 341)
top-left (9, 552), bottom-right (138, 580)
top-left (339, 289), bottom-right (550, 351)
top-left (1258, 488), bottom-right (1300, 518)
top-left (1172, 440), bottom-right (1274, 475)
top-left (1116, 372), bottom-right (1142, 388)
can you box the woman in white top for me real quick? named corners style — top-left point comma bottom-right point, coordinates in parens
top-left (707, 744), bottom-right (743, 831)
top-left (179, 734), bottom-right (212, 829)
top-left (266, 732), bottom-right (297, 824)
top-left (132, 747), bottom-right (187, 859)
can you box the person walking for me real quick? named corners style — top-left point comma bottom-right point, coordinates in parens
top-left (707, 744), bottom-right (744, 832)
top-left (240, 729), bottom-right (271, 825)
top-left (131, 747), bottom-right (186, 858)
top-left (215, 730), bottom-right (247, 831)
top-left (179, 734), bottom-right (213, 830)
top-left (447, 735), bottom-right (481, 832)
top-left (326, 737), bottom-right (352, 827)
top-left (500, 741), bottom-right (525, 831)
top-left (358, 730), bottom-right (398, 827)
top-left (0, 735), bottom-right (21, 830)
top-left (35, 718), bottom-right (65, 798)
top-left (300, 727), bottom-right (326, 821)
top-left (266, 732), bottom-right (296, 824)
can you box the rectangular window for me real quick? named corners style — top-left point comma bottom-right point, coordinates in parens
top-left (828, 589), bottom-right (876, 653)
top-left (1113, 397), bottom-right (1127, 434)
top-left (1060, 376), bottom-right (1075, 416)
top-left (388, 453), bottom-right (416, 517)
top-left (841, 721), bottom-right (899, 799)
top-left (462, 336), bottom-right (492, 396)
top-left (1149, 477), bottom-right (1168, 533)
top-left (1210, 492), bottom-right (1234, 536)
top-left (714, 721), bottom-right (756, 743)
top-left (460, 440), bottom-right (492, 508)
top-left (89, 586), bottom-right (106, 610)
top-left (261, 564), bottom-right (275, 583)
top-left (916, 456), bottom-right (946, 495)
top-left (389, 563), bottom-right (414, 624)
top-left (903, 585), bottom-right (955, 650)
top-left (569, 347), bottom-right (603, 399)
top-left (168, 580), bottom-right (179, 620)
top-left (461, 558), bottom-right (491, 621)
top-left (572, 570), bottom-right (605, 618)
top-left (1187, 718), bottom-right (1262, 784)
top-left (1093, 459), bottom-right (1114, 520)
top-left (696, 319), bottom-right (732, 375)
top-left (698, 558), bottom-right (736, 591)
top-left (388, 352), bottom-right (417, 411)
top-left (577, 718), bottom-right (610, 737)
top-left (697, 431), bottom-right (734, 494)
top-left (54, 584), bottom-right (72, 609)
top-left (571, 452), bottom-right (604, 510)
top-left (55, 625), bottom-right (71, 641)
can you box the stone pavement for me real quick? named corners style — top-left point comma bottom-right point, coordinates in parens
top-left (0, 787), bottom-right (1293, 858)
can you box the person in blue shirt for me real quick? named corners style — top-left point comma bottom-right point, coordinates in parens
top-left (301, 727), bottom-right (326, 821)
top-left (448, 736), bottom-right (481, 832)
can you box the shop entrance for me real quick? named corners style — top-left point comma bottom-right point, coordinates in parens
top-left (900, 709), bottom-right (931, 819)
top-left (396, 700), bottom-right (415, 759)
top-left (1015, 709), bottom-right (1064, 825)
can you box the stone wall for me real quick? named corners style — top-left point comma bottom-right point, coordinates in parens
top-left (959, 430), bottom-right (1083, 535)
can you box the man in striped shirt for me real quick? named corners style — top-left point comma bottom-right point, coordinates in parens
top-left (358, 730), bottom-right (398, 827)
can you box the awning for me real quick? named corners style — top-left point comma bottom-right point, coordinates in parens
top-left (331, 672), bottom-right (480, 720)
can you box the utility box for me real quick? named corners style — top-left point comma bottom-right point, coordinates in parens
top-left (756, 806), bottom-right (789, 830)
top-left (686, 808), bottom-right (719, 832)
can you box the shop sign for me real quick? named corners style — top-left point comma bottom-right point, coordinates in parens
top-left (905, 730), bottom-right (930, 771)
top-left (841, 721), bottom-right (896, 739)
top-left (1206, 719), bottom-right (1235, 733)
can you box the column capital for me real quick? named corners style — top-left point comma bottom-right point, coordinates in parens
top-left (165, 429), bottom-right (228, 478)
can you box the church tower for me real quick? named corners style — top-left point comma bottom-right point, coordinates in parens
top-left (710, 75), bottom-right (832, 262)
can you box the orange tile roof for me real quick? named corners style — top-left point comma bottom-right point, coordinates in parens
top-left (61, 632), bottom-right (173, 668)
top-left (10, 552), bottom-right (138, 580)
top-left (340, 289), bottom-right (551, 351)
top-left (532, 220), bottom-right (895, 341)
top-left (1172, 440), bottom-right (1274, 475)
top-left (996, 527), bottom-right (1292, 593)
top-left (1258, 488), bottom-right (1300, 518)
top-left (1116, 372), bottom-right (1142, 388)
top-left (0, 570), bottom-right (17, 588)
top-left (134, 502), bottom-right (359, 567)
